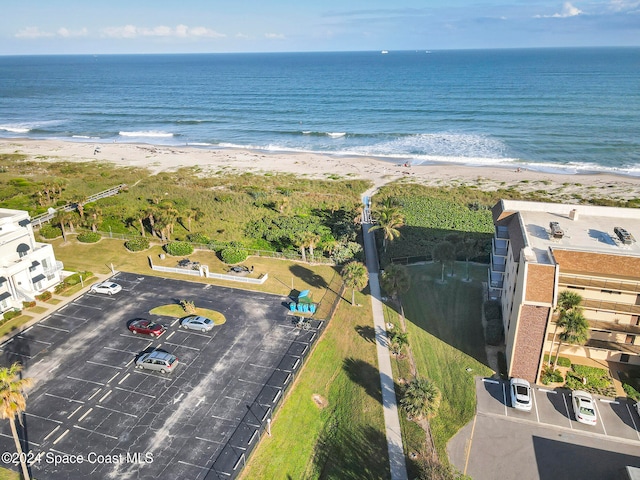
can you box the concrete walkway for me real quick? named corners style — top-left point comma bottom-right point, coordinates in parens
top-left (362, 192), bottom-right (408, 480)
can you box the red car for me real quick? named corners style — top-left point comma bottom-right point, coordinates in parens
top-left (128, 319), bottom-right (167, 337)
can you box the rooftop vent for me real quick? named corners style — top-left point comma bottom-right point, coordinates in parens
top-left (614, 226), bottom-right (635, 245)
top-left (549, 222), bottom-right (564, 239)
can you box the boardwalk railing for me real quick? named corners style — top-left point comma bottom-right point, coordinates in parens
top-left (30, 184), bottom-right (128, 228)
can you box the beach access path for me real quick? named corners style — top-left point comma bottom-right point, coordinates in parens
top-left (362, 190), bottom-right (408, 480)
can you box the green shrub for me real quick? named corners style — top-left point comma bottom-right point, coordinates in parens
top-left (541, 366), bottom-right (564, 385)
top-left (3, 310), bottom-right (21, 321)
top-left (497, 351), bottom-right (508, 380)
top-left (484, 321), bottom-right (503, 346)
top-left (22, 301), bottom-right (36, 309)
top-left (484, 300), bottom-right (502, 321)
top-left (77, 231), bottom-right (101, 243)
top-left (624, 383), bottom-right (640, 402)
top-left (332, 241), bottom-right (363, 264)
top-left (186, 233), bottom-right (210, 244)
top-left (125, 237), bottom-right (150, 252)
top-left (36, 291), bottom-right (52, 301)
top-left (543, 354), bottom-right (571, 368)
top-left (39, 224), bottom-right (62, 239)
top-left (221, 246), bottom-right (248, 264)
top-left (566, 364), bottom-right (614, 395)
top-left (164, 241), bottom-right (194, 256)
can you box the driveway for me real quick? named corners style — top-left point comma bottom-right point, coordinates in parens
top-left (0, 272), bottom-right (323, 480)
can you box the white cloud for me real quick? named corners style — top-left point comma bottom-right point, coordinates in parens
top-left (535, 2), bottom-right (583, 18)
top-left (15, 27), bottom-right (54, 39)
top-left (57, 27), bottom-right (88, 38)
top-left (265, 33), bottom-right (286, 39)
top-left (609, 0), bottom-right (640, 11)
top-left (101, 24), bottom-right (225, 39)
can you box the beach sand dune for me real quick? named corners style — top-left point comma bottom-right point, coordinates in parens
top-left (2, 138), bottom-right (640, 202)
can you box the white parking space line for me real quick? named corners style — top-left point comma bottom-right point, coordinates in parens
top-left (118, 373), bottom-right (130, 385)
top-left (249, 363), bottom-right (274, 370)
top-left (73, 425), bottom-right (118, 440)
top-left (43, 426), bottom-right (61, 441)
top-left (67, 405), bottom-right (83, 419)
top-left (73, 302), bottom-right (104, 310)
top-left (537, 388), bottom-right (557, 394)
top-left (115, 386), bottom-right (155, 399)
top-left (125, 358), bottom-right (135, 367)
top-left (35, 323), bottom-right (70, 333)
top-left (25, 412), bottom-right (62, 424)
top-left (24, 338), bottom-right (52, 346)
top-left (166, 331), bottom-right (175, 340)
top-left (104, 346), bottom-right (139, 354)
top-left (78, 408), bottom-right (93, 422)
top-left (533, 389), bottom-right (540, 423)
top-left (87, 389), bottom-right (103, 401)
top-left (52, 429), bottom-right (69, 445)
top-left (177, 460), bottom-right (209, 470)
top-left (98, 390), bottom-right (112, 403)
top-left (107, 373), bottom-right (120, 384)
top-left (131, 370), bottom-right (173, 380)
top-left (67, 375), bottom-right (106, 386)
top-left (502, 383), bottom-right (508, 416)
top-left (164, 342), bottom-right (200, 351)
top-left (95, 405), bottom-right (137, 418)
top-left (45, 393), bottom-right (85, 404)
top-left (174, 329), bottom-right (211, 339)
top-left (195, 436), bottom-right (224, 445)
top-left (237, 378), bottom-right (265, 386)
top-left (625, 404), bottom-right (640, 441)
top-left (594, 400), bottom-right (607, 436)
top-left (51, 312), bottom-right (89, 322)
top-left (170, 319), bottom-right (180, 328)
top-left (85, 360), bottom-right (123, 370)
top-left (562, 393), bottom-right (574, 429)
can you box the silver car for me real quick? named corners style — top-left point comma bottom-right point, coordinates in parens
top-left (90, 281), bottom-right (122, 295)
top-left (509, 377), bottom-right (532, 412)
top-left (181, 315), bottom-right (214, 332)
top-left (135, 351), bottom-right (178, 374)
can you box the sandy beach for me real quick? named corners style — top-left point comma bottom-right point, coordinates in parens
top-left (2, 138), bottom-right (640, 202)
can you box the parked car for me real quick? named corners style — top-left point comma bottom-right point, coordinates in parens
top-left (571, 390), bottom-right (597, 425)
top-left (128, 319), bottom-right (166, 337)
top-left (90, 281), bottom-right (122, 295)
top-left (509, 377), bottom-right (532, 412)
top-left (181, 315), bottom-right (214, 332)
top-left (135, 350), bottom-right (178, 374)
top-left (634, 401), bottom-right (640, 417)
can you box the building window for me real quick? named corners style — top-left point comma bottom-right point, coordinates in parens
top-left (626, 335), bottom-right (635, 345)
top-left (633, 315), bottom-right (640, 326)
top-left (621, 354), bottom-right (630, 363)
top-left (601, 290), bottom-right (621, 295)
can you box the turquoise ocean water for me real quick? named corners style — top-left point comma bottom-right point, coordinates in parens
top-left (0, 48), bottom-right (638, 175)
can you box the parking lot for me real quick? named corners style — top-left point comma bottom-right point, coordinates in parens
top-left (448, 377), bottom-right (640, 480)
top-left (477, 377), bottom-right (640, 441)
top-left (0, 272), bottom-right (322, 479)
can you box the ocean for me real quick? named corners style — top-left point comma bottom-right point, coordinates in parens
top-left (0, 47), bottom-right (638, 176)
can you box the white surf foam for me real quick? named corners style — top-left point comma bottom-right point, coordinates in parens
top-left (119, 130), bottom-right (174, 138)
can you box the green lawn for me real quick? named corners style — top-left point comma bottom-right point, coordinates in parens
top-left (386, 262), bottom-right (493, 473)
top-left (239, 289), bottom-right (389, 480)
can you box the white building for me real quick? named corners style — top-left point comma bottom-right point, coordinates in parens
top-left (0, 208), bottom-right (63, 313)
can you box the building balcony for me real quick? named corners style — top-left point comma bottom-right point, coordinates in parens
top-left (495, 226), bottom-right (509, 240)
top-left (490, 258), bottom-right (506, 273)
top-left (488, 270), bottom-right (503, 289)
top-left (559, 274), bottom-right (640, 294)
top-left (586, 339), bottom-right (640, 355)
top-left (492, 238), bottom-right (508, 257)
top-left (587, 319), bottom-right (640, 335)
top-left (582, 298), bottom-right (640, 316)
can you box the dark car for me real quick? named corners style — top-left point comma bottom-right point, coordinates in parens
top-left (128, 318), bottom-right (167, 337)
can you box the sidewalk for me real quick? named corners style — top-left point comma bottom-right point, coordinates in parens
top-left (0, 272), bottom-right (112, 348)
top-left (361, 192), bottom-right (408, 480)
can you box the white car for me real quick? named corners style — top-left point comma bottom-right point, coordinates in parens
top-left (90, 281), bottom-right (122, 295)
top-left (509, 377), bottom-right (532, 412)
top-left (571, 390), bottom-right (597, 425)
top-left (181, 315), bottom-right (214, 332)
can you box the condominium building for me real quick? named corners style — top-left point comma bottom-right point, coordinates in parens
top-left (0, 208), bottom-right (63, 313)
top-left (490, 200), bottom-right (640, 383)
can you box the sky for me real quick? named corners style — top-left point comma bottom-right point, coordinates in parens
top-left (1, 0), bottom-right (638, 55)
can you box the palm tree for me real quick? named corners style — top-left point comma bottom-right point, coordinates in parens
top-left (380, 263), bottom-right (411, 302)
top-left (53, 210), bottom-right (72, 242)
top-left (388, 330), bottom-right (409, 355)
top-left (553, 308), bottom-right (589, 370)
top-left (84, 205), bottom-right (103, 233)
top-left (400, 376), bottom-right (441, 420)
top-left (341, 261), bottom-right (369, 306)
top-left (0, 363), bottom-right (34, 480)
top-left (369, 206), bottom-right (405, 253)
top-left (548, 291), bottom-right (583, 366)
top-left (306, 233), bottom-right (321, 262)
top-left (432, 241), bottom-right (456, 283)
top-left (458, 236), bottom-right (481, 281)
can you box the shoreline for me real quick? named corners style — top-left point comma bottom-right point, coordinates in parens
top-left (2, 138), bottom-right (640, 202)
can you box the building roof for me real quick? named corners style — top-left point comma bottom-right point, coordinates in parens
top-left (493, 200), bottom-right (640, 266)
